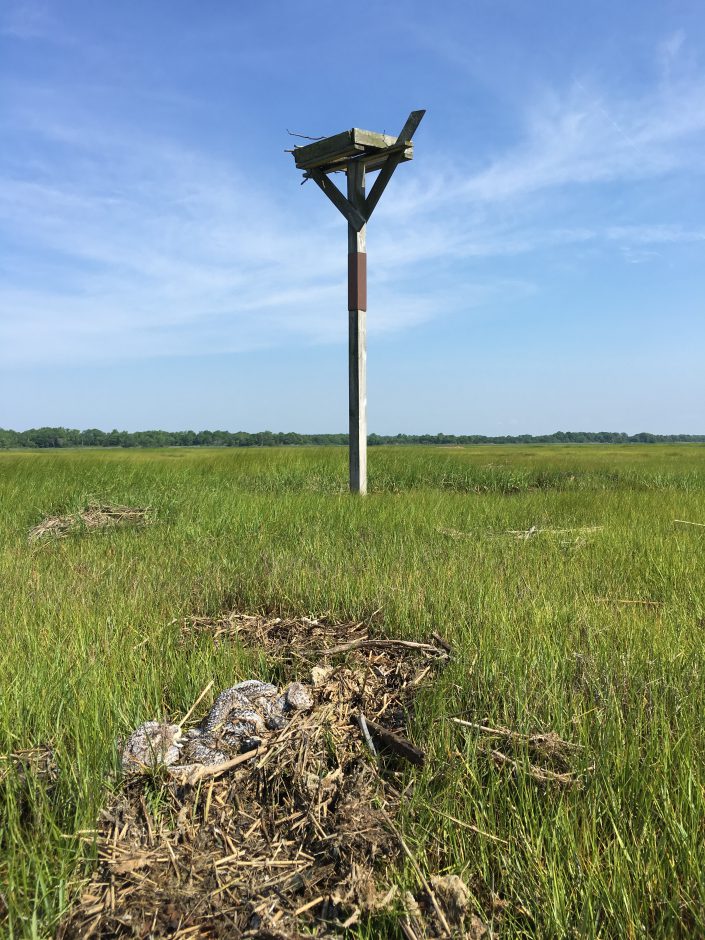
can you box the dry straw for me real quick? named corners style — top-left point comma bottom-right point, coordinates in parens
top-left (28, 504), bottom-right (150, 541)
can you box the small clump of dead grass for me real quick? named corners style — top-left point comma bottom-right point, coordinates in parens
top-left (28, 504), bottom-right (151, 542)
top-left (0, 744), bottom-right (59, 786)
top-left (450, 718), bottom-right (590, 787)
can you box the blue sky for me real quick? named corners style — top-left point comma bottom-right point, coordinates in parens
top-left (1, 0), bottom-right (704, 434)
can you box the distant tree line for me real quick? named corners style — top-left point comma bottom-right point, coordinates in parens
top-left (0, 428), bottom-right (703, 449)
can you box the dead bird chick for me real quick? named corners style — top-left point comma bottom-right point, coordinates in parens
top-left (121, 721), bottom-right (182, 774)
top-left (121, 680), bottom-right (315, 774)
top-left (201, 681), bottom-right (274, 753)
top-left (200, 680), bottom-right (314, 752)
top-left (179, 727), bottom-right (229, 766)
top-left (284, 681), bottom-right (314, 711)
top-left (232, 680), bottom-right (287, 729)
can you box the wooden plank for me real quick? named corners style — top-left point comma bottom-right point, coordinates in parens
top-left (293, 130), bottom-right (361, 169)
top-left (358, 144), bottom-right (413, 173)
top-left (309, 145), bottom-right (412, 175)
top-left (293, 129), bottom-right (352, 163)
top-left (364, 717), bottom-right (426, 766)
top-left (347, 161), bottom-right (367, 496)
top-left (308, 169), bottom-right (366, 231)
top-left (294, 144), bottom-right (363, 170)
top-left (293, 112), bottom-right (424, 171)
top-left (351, 128), bottom-right (397, 148)
top-left (396, 109), bottom-right (426, 143)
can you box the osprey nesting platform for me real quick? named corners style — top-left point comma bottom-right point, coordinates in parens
top-left (290, 110), bottom-right (426, 494)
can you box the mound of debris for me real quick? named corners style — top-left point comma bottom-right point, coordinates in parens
top-left (58, 619), bottom-right (488, 938)
top-left (29, 504), bottom-right (150, 541)
top-left (181, 610), bottom-right (451, 664)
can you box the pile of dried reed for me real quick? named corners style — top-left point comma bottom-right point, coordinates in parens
top-left (28, 504), bottom-right (150, 541)
top-left (59, 617), bottom-right (482, 938)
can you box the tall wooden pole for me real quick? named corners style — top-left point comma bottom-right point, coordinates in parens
top-left (291, 111), bottom-right (424, 494)
top-left (347, 161), bottom-right (367, 494)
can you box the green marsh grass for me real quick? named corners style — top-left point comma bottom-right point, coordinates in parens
top-left (1, 445), bottom-right (704, 937)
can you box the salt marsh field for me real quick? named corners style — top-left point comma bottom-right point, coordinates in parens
top-left (1, 445), bottom-right (704, 937)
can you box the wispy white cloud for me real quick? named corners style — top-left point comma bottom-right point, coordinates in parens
top-left (386, 74), bottom-right (705, 218)
top-left (0, 103), bottom-right (483, 363)
top-left (658, 29), bottom-right (687, 79)
top-left (1, 28), bottom-right (704, 366)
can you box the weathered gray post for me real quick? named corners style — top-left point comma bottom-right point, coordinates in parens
top-left (290, 110), bottom-right (425, 494)
top-left (347, 160), bottom-right (367, 493)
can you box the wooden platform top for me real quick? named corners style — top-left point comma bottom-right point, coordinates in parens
top-left (292, 127), bottom-right (414, 174)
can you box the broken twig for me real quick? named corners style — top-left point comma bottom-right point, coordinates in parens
top-left (168, 746), bottom-right (265, 785)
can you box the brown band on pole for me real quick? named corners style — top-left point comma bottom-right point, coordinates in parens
top-left (348, 252), bottom-right (367, 311)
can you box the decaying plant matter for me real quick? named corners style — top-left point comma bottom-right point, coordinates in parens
top-left (59, 616), bottom-right (486, 938)
top-left (28, 504), bottom-right (150, 541)
top-left (450, 718), bottom-right (590, 787)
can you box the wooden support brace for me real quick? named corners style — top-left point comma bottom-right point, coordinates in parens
top-left (347, 161), bottom-right (367, 495)
top-left (308, 168), bottom-right (366, 231)
top-left (364, 110), bottom-right (425, 220)
top-left (396, 109), bottom-right (426, 144)
top-left (365, 151), bottom-right (403, 219)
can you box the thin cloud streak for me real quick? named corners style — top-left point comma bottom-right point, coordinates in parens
top-left (1, 34), bottom-right (705, 366)
top-left (385, 73), bottom-right (705, 218)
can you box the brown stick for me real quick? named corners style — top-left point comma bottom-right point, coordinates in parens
top-left (293, 895), bottom-right (325, 917)
top-left (449, 717), bottom-right (583, 750)
top-left (423, 805), bottom-right (509, 845)
top-left (487, 748), bottom-right (580, 785)
top-left (400, 918), bottom-right (421, 940)
top-left (363, 717), bottom-right (425, 767)
top-left (178, 680), bottom-right (214, 729)
top-left (430, 631), bottom-right (452, 654)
